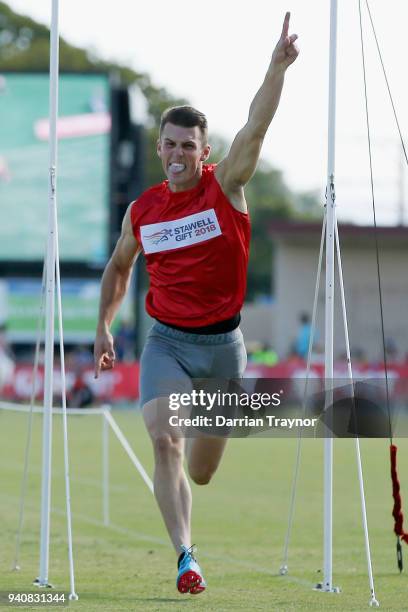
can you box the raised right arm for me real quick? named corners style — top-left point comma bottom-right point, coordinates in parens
top-left (94, 204), bottom-right (140, 377)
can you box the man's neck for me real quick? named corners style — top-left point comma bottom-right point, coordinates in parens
top-left (168, 169), bottom-right (203, 193)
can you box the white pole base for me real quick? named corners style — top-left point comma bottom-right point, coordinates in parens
top-left (33, 577), bottom-right (54, 588)
top-left (314, 582), bottom-right (341, 593)
top-left (69, 593), bottom-right (79, 601)
top-left (369, 597), bottom-right (380, 608)
top-left (279, 565), bottom-right (288, 575)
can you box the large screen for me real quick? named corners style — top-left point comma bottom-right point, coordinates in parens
top-left (0, 277), bottom-right (131, 344)
top-left (0, 72), bottom-right (110, 264)
top-left (1, 277), bottom-right (100, 343)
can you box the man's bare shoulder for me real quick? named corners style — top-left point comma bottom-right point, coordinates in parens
top-left (110, 205), bottom-right (141, 271)
top-left (130, 180), bottom-right (168, 222)
top-left (214, 162), bottom-right (248, 214)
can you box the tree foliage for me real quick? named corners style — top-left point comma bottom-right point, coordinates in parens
top-left (0, 1), bottom-right (321, 300)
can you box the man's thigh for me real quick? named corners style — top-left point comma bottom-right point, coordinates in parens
top-left (140, 336), bottom-right (192, 409)
top-left (143, 397), bottom-right (185, 441)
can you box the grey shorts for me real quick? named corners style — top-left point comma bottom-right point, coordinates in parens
top-left (139, 322), bottom-right (247, 407)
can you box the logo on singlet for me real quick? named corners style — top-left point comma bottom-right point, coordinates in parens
top-left (140, 209), bottom-right (222, 254)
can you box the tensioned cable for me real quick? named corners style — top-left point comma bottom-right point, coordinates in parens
top-left (364, 0), bottom-right (408, 168)
top-left (358, 0), bottom-right (408, 571)
top-left (334, 211), bottom-right (379, 606)
top-left (357, 0), bottom-right (392, 443)
top-left (12, 261), bottom-right (46, 571)
top-left (282, 0), bottom-right (407, 583)
top-left (280, 211), bottom-right (327, 575)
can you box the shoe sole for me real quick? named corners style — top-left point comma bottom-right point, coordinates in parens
top-left (177, 570), bottom-right (206, 595)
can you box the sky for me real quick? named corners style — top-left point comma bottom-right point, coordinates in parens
top-left (4, 0), bottom-right (408, 225)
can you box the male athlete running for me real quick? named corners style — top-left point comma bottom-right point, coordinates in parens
top-left (94, 12), bottom-right (299, 595)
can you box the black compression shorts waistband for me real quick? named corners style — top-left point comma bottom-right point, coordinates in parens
top-left (156, 313), bottom-right (241, 335)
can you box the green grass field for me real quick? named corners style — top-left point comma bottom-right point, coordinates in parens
top-left (1, 408), bottom-right (408, 611)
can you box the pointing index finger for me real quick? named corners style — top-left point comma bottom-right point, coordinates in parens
top-left (94, 354), bottom-right (103, 379)
top-left (95, 360), bottom-right (101, 379)
top-left (281, 11), bottom-right (290, 39)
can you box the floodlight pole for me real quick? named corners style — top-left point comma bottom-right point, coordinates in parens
top-left (322, 0), bottom-right (339, 593)
top-left (38, 0), bottom-right (60, 588)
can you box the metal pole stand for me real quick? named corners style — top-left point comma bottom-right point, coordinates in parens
top-left (280, 1), bottom-right (380, 605)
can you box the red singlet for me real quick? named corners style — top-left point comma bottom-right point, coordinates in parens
top-left (130, 164), bottom-right (250, 327)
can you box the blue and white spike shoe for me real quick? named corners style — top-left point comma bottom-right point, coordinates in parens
top-left (177, 545), bottom-right (207, 594)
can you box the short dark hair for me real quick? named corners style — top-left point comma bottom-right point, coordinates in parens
top-left (159, 105), bottom-right (208, 143)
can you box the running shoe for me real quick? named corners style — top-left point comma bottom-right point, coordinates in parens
top-left (177, 545), bottom-right (206, 594)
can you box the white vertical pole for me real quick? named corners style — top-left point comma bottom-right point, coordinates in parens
top-left (38, 0), bottom-right (59, 587)
top-left (323, 0), bottom-right (338, 594)
top-left (334, 217), bottom-right (379, 607)
top-left (55, 234), bottom-right (78, 600)
top-left (102, 411), bottom-right (110, 526)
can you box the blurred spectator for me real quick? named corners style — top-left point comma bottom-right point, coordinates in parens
top-left (70, 344), bottom-right (94, 367)
top-left (294, 312), bottom-right (313, 359)
top-left (385, 337), bottom-right (398, 363)
top-left (351, 346), bottom-right (368, 365)
top-left (65, 350), bottom-right (95, 408)
top-left (115, 320), bottom-right (135, 361)
top-left (247, 341), bottom-right (278, 366)
top-left (67, 368), bottom-right (94, 408)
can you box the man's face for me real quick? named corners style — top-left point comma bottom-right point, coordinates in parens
top-left (157, 122), bottom-right (211, 192)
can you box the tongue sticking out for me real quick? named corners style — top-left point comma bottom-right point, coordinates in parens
top-left (170, 163), bottom-right (185, 174)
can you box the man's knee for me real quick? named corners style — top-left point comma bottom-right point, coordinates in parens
top-left (143, 398), bottom-right (184, 463)
top-left (152, 433), bottom-right (184, 464)
top-left (188, 463), bottom-right (213, 486)
top-left (186, 437), bottom-right (227, 485)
